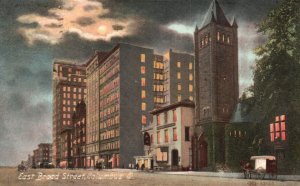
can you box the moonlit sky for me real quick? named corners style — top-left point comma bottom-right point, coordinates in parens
top-left (0, 0), bottom-right (278, 166)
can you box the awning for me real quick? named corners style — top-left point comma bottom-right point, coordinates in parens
top-left (250, 156), bottom-right (276, 160)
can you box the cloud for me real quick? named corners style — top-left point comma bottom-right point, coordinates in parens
top-left (167, 23), bottom-right (195, 35)
top-left (17, 0), bottom-right (136, 45)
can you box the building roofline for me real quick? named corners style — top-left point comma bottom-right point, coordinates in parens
top-left (168, 48), bottom-right (194, 57)
top-left (53, 60), bottom-right (85, 68)
top-left (150, 99), bottom-right (195, 115)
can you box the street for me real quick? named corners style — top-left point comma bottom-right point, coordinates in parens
top-left (0, 167), bottom-right (299, 186)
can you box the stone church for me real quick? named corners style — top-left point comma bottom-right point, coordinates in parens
top-left (192, 0), bottom-right (239, 170)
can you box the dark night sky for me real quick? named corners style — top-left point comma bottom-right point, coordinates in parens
top-left (0, 0), bottom-right (278, 166)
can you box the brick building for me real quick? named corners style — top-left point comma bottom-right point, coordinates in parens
top-left (72, 100), bottom-right (87, 168)
top-left (37, 143), bottom-right (52, 168)
top-left (192, 0), bottom-right (239, 170)
top-left (52, 60), bottom-right (86, 167)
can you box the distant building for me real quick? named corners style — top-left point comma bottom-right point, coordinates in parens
top-left (37, 143), bottom-right (52, 168)
top-left (135, 100), bottom-right (195, 170)
top-left (193, 0), bottom-right (239, 170)
top-left (33, 149), bottom-right (39, 168)
top-left (52, 60), bottom-right (86, 167)
top-left (163, 49), bottom-right (194, 105)
top-left (26, 154), bottom-right (33, 168)
top-left (72, 101), bottom-right (87, 168)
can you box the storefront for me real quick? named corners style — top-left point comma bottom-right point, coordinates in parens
top-left (134, 155), bottom-right (153, 170)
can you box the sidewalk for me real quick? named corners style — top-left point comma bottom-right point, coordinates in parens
top-left (102, 168), bottom-right (300, 181)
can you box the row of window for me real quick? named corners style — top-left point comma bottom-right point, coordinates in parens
top-left (62, 86), bottom-right (85, 93)
top-left (67, 76), bottom-right (85, 83)
top-left (154, 96), bottom-right (165, 104)
top-left (177, 84), bottom-right (193, 92)
top-left (199, 33), bottom-right (211, 49)
top-left (100, 129), bottom-right (120, 140)
top-left (154, 61), bottom-right (164, 69)
top-left (100, 115), bottom-right (120, 129)
top-left (100, 103), bottom-right (120, 119)
top-left (177, 62), bottom-right (193, 70)
top-left (62, 92), bottom-right (85, 100)
top-left (86, 144), bottom-right (98, 154)
top-left (72, 137), bottom-right (85, 144)
top-left (100, 91), bottom-right (119, 106)
top-left (155, 128), bottom-right (178, 144)
top-left (99, 50), bottom-right (119, 74)
top-left (198, 32), bottom-right (231, 49)
top-left (59, 66), bottom-right (83, 75)
top-left (157, 110), bottom-right (177, 125)
top-left (154, 73), bottom-right (164, 80)
top-left (99, 77), bottom-right (120, 95)
top-left (217, 31), bottom-right (231, 44)
top-left (99, 64), bottom-right (120, 85)
top-left (229, 130), bottom-right (246, 138)
top-left (100, 140), bottom-right (120, 151)
top-left (153, 84), bottom-right (164, 92)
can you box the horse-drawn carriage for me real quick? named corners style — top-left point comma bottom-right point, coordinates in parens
top-left (241, 155), bottom-right (277, 180)
top-left (17, 164), bottom-right (28, 172)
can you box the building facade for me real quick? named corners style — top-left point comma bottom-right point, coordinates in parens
top-left (37, 143), bottom-right (52, 168)
top-left (33, 149), bottom-right (39, 168)
top-left (85, 51), bottom-right (107, 168)
top-left (72, 101), bottom-right (87, 168)
top-left (52, 60), bottom-right (86, 167)
top-left (135, 100), bottom-right (195, 170)
top-left (193, 0), bottom-right (239, 170)
top-left (153, 54), bottom-right (165, 108)
top-left (163, 49), bottom-right (194, 105)
top-left (98, 44), bottom-right (155, 168)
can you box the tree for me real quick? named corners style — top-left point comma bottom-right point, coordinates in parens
top-left (247, 0), bottom-right (300, 173)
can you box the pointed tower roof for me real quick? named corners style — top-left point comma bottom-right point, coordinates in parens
top-left (231, 17), bottom-right (238, 28)
top-left (200, 0), bottom-right (231, 29)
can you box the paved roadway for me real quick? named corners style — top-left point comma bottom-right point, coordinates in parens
top-left (0, 167), bottom-right (299, 186)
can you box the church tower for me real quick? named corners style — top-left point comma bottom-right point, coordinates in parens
top-left (192, 0), bottom-right (239, 170)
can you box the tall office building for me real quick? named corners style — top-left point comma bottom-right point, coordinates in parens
top-left (192, 0), bottom-right (239, 170)
top-left (85, 51), bottom-right (107, 168)
top-left (99, 43), bottom-right (155, 168)
top-left (163, 49), bottom-right (194, 105)
top-left (52, 60), bottom-right (86, 167)
top-left (85, 43), bottom-right (155, 168)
